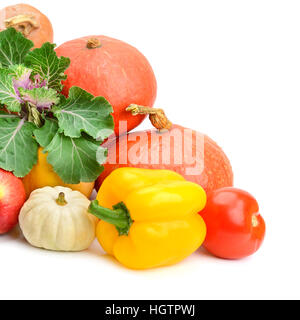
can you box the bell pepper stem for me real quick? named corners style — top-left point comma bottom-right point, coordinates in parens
top-left (88, 200), bottom-right (133, 236)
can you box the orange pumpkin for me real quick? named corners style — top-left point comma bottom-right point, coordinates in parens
top-left (96, 108), bottom-right (234, 195)
top-left (55, 36), bottom-right (157, 135)
top-left (0, 3), bottom-right (53, 48)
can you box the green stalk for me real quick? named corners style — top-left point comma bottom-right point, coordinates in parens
top-left (26, 103), bottom-right (43, 128)
top-left (88, 200), bottom-right (133, 236)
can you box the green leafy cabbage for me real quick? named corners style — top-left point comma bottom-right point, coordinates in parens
top-left (0, 28), bottom-right (114, 182)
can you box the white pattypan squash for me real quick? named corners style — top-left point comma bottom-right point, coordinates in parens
top-left (19, 186), bottom-right (98, 252)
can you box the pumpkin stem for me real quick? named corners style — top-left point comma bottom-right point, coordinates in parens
top-left (252, 214), bottom-right (259, 227)
top-left (87, 38), bottom-right (102, 49)
top-left (56, 192), bottom-right (68, 206)
top-left (5, 15), bottom-right (39, 37)
top-left (126, 105), bottom-right (173, 131)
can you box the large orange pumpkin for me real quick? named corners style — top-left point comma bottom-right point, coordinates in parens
top-left (55, 36), bottom-right (157, 135)
top-left (96, 108), bottom-right (234, 195)
top-left (0, 3), bottom-right (53, 48)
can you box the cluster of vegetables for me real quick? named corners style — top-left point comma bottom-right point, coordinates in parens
top-left (0, 4), bottom-right (266, 270)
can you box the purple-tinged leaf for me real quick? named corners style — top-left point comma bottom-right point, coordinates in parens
top-left (19, 87), bottom-right (60, 110)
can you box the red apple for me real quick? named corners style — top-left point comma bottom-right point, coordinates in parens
top-left (0, 169), bottom-right (26, 234)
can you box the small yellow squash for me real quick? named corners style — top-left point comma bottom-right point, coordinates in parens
top-left (19, 186), bottom-right (98, 252)
top-left (22, 148), bottom-right (95, 199)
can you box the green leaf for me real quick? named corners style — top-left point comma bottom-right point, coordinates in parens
top-left (0, 68), bottom-right (21, 112)
top-left (0, 28), bottom-right (34, 68)
top-left (0, 117), bottom-right (38, 177)
top-left (24, 42), bottom-right (70, 91)
top-left (34, 118), bottom-right (59, 147)
top-left (19, 87), bottom-right (60, 109)
top-left (8, 64), bottom-right (31, 79)
top-left (53, 87), bottom-right (114, 140)
top-left (44, 132), bottom-right (105, 184)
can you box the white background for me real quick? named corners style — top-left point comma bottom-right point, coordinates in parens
top-left (1, 0), bottom-right (299, 300)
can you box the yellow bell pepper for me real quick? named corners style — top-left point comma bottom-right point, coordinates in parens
top-left (89, 167), bottom-right (207, 270)
top-left (22, 148), bottom-right (95, 198)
